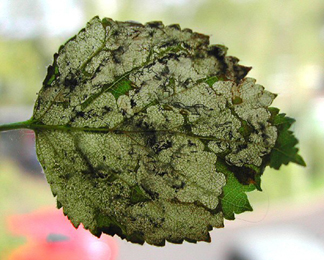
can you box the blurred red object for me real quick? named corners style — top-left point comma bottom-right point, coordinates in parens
top-left (6, 208), bottom-right (118, 260)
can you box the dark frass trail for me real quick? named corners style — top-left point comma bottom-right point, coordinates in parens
top-left (0, 17), bottom-right (305, 246)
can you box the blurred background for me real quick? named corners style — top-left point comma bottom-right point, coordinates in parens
top-left (0, 0), bottom-right (323, 259)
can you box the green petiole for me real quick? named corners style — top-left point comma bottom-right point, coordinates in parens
top-left (0, 119), bottom-right (34, 132)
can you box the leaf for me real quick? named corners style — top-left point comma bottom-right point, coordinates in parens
top-left (217, 160), bottom-right (255, 220)
top-left (23, 16), bottom-right (305, 246)
top-left (269, 110), bottom-right (306, 169)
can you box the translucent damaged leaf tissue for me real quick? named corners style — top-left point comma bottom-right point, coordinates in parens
top-left (29, 17), bottom-right (305, 246)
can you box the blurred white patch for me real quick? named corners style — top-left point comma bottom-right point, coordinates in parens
top-left (161, 0), bottom-right (190, 6)
top-left (88, 240), bottom-right (112, 260)
top-left (314, 97), bottom-right (324, 132)
top-left (0, 0), bottom-right (84, 38)
top-left (42, 0), bottom-right (84, 37)
top-left (266, 55), bottom-right (296, 95)
top-left (136, 0), bottom-right (203, 13)
top-left (299, 64), bottom-right (324, 91)
top-left (96, 0), bottom-right (118, 16)
top-left (228, 226), bottom-right (324, 260)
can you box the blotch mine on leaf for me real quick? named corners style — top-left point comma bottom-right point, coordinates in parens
top-left (32, 16), bottom-right (305, 246)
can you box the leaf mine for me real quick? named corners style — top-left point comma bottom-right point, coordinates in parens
top-left (32, 16), bottom-right (304, 246)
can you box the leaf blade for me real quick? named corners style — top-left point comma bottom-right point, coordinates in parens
top-left (269, 112), bottom-right (306, 169)
top-left (29, 17), bottom-right (304, 246)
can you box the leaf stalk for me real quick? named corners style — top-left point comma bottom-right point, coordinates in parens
top-left (0, 119), bottom-right (34, 132)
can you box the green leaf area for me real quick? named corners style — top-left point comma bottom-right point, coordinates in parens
top-left (217, 160), bottom-right (255, 220)
top-left (108, 79), bottom-right (133, 100)
top-left (269, 108), bottom-right (306, 170)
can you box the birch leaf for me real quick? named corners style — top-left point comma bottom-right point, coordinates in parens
top-left (27, 16), bottom-right (305, 246)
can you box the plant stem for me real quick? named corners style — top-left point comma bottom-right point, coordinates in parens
top-left (0, 119), bottom-right (34, 132)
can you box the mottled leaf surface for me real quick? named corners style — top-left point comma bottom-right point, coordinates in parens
top-left (31, 17), bottom-right (305, 246)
